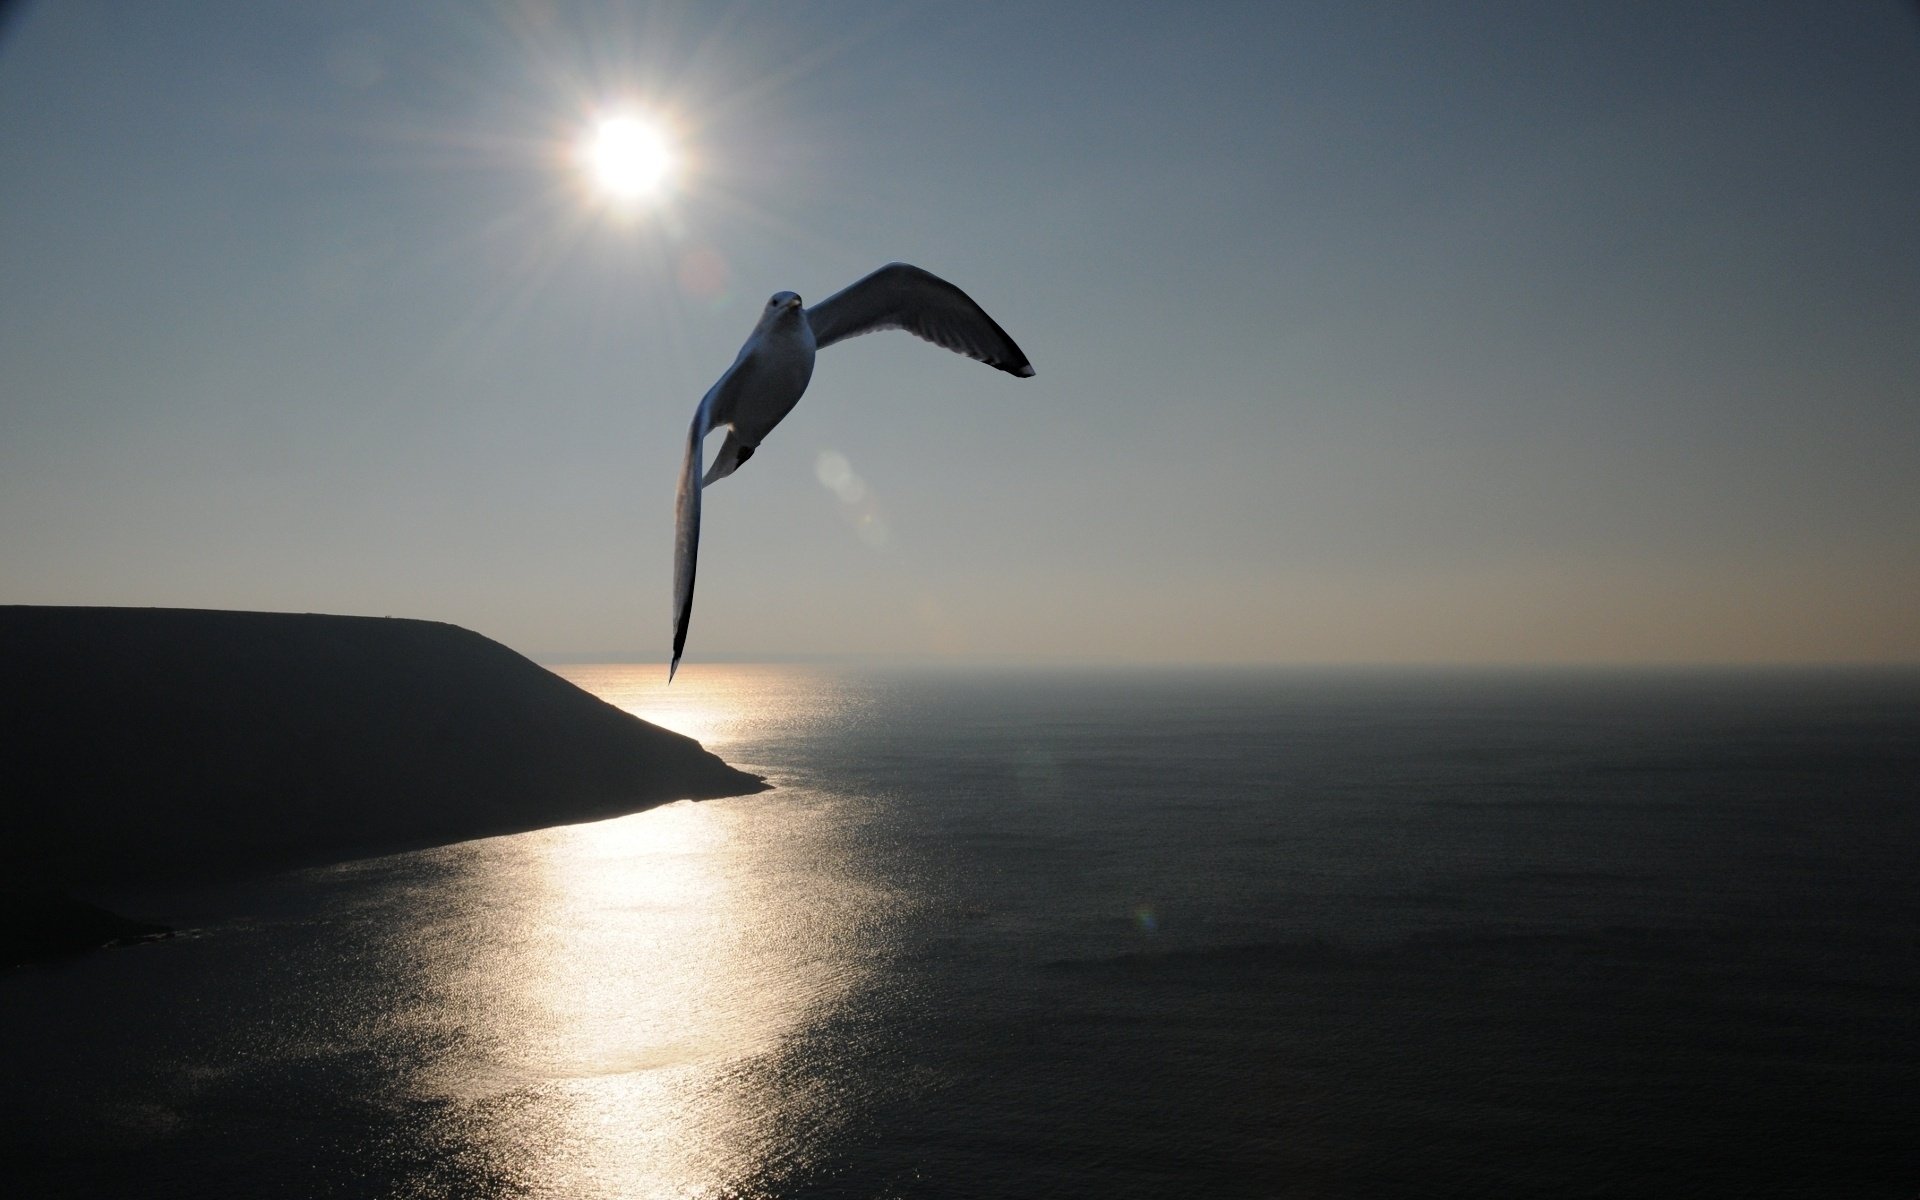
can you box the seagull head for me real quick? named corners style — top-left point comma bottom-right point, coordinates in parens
top-left (755, 291), bottom-right (804, 331)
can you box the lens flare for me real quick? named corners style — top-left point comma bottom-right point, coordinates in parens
top-left (815, 450), bottom-right (891, 549)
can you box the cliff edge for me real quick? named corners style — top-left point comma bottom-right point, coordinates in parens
top-left (1, 606), bottom-right (766, 960)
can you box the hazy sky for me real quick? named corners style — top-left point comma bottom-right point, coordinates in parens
top-left (3, 1), bottom-right (1916, 665)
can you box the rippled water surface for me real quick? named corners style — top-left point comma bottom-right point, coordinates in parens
top-left (4, 666), bottom-right (1918, 1197)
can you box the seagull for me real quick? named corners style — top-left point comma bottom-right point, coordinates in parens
top-left (670, 262), bottom-right (1034, 680)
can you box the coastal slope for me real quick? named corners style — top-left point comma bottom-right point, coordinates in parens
top-left (0, 606), bottom-right (765, 897)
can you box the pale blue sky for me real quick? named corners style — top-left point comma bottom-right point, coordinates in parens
top-left (3, 1), bottom-right (1916, 664)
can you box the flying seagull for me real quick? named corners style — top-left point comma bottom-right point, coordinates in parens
top-left (671, 262), bottom-right (1034, 680)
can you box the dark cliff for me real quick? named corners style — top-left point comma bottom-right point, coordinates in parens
top-left (0, 606), bottom-right (765, 900)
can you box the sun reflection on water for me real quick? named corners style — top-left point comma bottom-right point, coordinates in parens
top-left (385, 665), bottom-right (885, 1197)
top-left (553, 662), bottom-right (859, 760)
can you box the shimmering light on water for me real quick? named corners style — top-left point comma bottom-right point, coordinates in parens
top-left (553, 662), bottom-right (855, 757)
top-left (363, 665), bottom-right (890, 1197)
top-left (389, 792), bottom-right (886, 1198)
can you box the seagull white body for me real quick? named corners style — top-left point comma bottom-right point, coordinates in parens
top-left (672, 262), bottom-right (1035, 679)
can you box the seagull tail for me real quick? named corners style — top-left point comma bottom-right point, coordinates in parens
top-left (701, 429), bottom-right (753, 486)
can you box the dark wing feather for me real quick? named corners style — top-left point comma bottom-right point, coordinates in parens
top-left (670, 391), bottom-right (716, 681)
top-left (805, 263), bottom-right (1035, 378)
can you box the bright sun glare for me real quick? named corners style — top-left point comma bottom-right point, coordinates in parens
top-left (582, 115), bottom-right (674, 202)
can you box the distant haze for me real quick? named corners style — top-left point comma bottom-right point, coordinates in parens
top-left (3, 2), bottom-right (1916, 665)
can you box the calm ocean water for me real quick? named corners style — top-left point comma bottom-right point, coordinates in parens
top-left (3, 665), bottom-right (1917, 1198)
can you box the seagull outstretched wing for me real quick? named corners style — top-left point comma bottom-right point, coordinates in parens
top-left (806, 263), bottom-right (1035, 377)
top-left (671, 381), bottom-right (721, 682)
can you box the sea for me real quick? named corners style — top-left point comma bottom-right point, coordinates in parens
top-left (3, 665), bottom-right (1917, 1198)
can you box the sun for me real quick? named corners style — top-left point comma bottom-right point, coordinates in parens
top-left (581, 114), bottom-right (675, 202)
